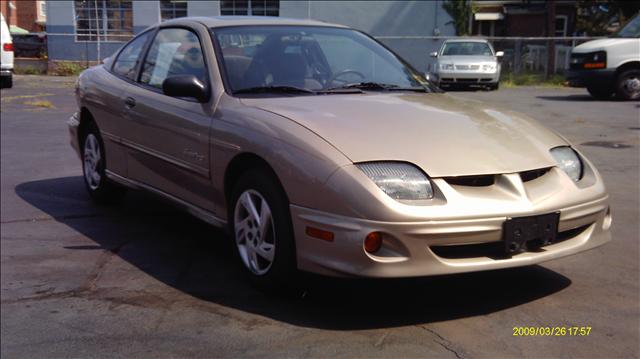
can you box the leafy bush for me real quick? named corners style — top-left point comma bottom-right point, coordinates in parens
top-left (50, 62), bottom-right (86, 76)
top-left (14, 66), bottom-right (43, 75)
top-left (501, 72), bottom-right (566, 87)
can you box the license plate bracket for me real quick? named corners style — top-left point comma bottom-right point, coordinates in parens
top-left (503, 212), bottom-right (559, 255)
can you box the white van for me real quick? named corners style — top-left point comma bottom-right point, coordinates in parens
top-left (566, 13), bottom-right (640, 100)
top-left (1, 12), bottom-right (14, 88)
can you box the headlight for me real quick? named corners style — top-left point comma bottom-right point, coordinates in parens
top-left (550, 146), bottom-right (583, 182)
top-left (440, 63), bottom-right (453, 70)
top-left (583, 51), bottom-right (606, 69)
top-left (483, 64), bottom-right (496, 71)
top-left (357, 162), bottom-right (434, 201)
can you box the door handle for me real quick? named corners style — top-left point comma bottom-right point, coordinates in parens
top-left (124, 97), bottom-right (136, 108)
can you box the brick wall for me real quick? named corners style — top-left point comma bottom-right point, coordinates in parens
top-left (1, 0), bottom-right (18, 26)
top-left (17, 0), bottom-right (40, 32)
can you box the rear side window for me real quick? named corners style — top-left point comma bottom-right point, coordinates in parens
top-left (139, 28), bottom-right (207, 89)
top-left (113, 31), bottom-right (152, 80)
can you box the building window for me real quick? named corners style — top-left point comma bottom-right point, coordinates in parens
top-left (39, 1), bottom-right (46, 17)
top-left (220, 0), bottom-right (279, 16)
top-left (160, 0), bottom-right (187, 21)
top-left (555, 15), bottom-right (568, 37)
top-left (74, 0), bottom-right (133, 42)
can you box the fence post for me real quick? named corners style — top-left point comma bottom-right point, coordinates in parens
top-left (514, 39), bottom-right (521, 75)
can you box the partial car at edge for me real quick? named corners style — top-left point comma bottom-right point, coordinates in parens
top-left (566, 12), bottom-right (640, 100)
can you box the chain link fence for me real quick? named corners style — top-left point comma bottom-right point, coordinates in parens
top-left (14, 32), bottom-right (602, 79)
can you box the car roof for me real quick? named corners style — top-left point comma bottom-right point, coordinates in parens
top-left (161, 16), bottom-right (348, 29)
top-left (443, 38), bottom-right (490, 43)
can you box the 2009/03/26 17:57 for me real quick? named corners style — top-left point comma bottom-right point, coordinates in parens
top-left (513, 326), bottom-right (592, 336)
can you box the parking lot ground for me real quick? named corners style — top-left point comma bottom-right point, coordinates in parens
top-left (2, 75), bottom-right (639, 358)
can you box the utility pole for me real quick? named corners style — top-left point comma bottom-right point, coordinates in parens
top-left (95, 0), bottom-right (101, 65)
top-left (546, 0), bottom-right (556, 79)
top-left (468, 0), bottom-right (473, 35)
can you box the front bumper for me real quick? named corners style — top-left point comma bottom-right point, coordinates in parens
top-left (565, 68), bottom-right (616, 88)
top-left (68, 112), bottom-right (81, 158)
top-left (291, 195), bottom-right (611, 278)
top-left (437, 70), bottom-right (500, 85)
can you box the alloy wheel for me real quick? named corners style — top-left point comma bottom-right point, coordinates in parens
top-left (234, 190), bottom-right (276, 275)
top-left (83, 134), bottom-right (102, 190)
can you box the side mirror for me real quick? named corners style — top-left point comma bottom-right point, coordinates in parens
top-left (162, 75), bottom-right (209, 103)
top-left (495, 51), bottom-right (504, 57)
top-left (429, 51), bottom-right (438, 58)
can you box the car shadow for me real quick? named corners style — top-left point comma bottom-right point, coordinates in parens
top-left (442, 86), bottom-right (490, 92)
top-left (15, 176), bottom-right (572, 330)
top-left (536, 94), bottom-right (620, 102)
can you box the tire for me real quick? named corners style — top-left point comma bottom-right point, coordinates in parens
top-left (81, 121), bottom-right (126, 203)
top-left (0, 74), bottom-right (11, 88)
top-left (229, 168), bottom-right (297, 290)
top-left (587, 86), bottom-right (613, 100)
top-left (489, 82), bottom-right (499, 91)
top-left (615, 69), bottom-right (640, 101)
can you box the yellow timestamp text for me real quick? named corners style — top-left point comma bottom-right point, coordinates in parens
top-left (513, 326), bottom-right (592, 336)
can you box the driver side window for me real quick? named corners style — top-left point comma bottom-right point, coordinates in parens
top-left (112, 31), bottom-right (152, 81)
top-left (139, 28), bottom-right (207, 89)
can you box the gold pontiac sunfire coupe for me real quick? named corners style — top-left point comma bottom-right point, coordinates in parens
top-left (69, 17), bottom-right (611, 287)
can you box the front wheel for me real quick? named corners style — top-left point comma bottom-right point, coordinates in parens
top-left (81, 122), bottom-right (126, 203)
top-left (230, 169), bottom-right (297, 290)
top-left (615, 69), bottom-right (640, 101)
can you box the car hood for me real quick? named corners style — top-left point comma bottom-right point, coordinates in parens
top-left (240, 93), bottom-right (566, 177)
top-left (572, 38), bottom-right (637, 52)
top-left (438, 55), bottom-right (497, 64)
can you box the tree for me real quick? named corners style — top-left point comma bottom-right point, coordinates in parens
top-left (575, 0), bottom-right (640, 35)
top-left (443, 0), bottom-right (471, 36)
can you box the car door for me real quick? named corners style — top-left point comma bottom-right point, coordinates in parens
top-left (96, 29), bottom-right (154, 177)
top-left (121, 26), bottom-right (216, 211)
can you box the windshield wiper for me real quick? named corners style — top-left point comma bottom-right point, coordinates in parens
top-left (325, 82), bottom-right (428, 92)
top-left (325, 82), bottom-right (399, 91)
top-left (233, 85), bottom-right (316, 95)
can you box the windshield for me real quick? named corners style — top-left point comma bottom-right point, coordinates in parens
top-left (213, 26), bottom-right (433, 94)
top-left (441, 42), bottom-right (493, 56)
top-left (614, 14), bottom-right (640, 38)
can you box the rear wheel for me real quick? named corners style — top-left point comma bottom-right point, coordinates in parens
top-left (230, 169), bottom-right (296, 290)
top-left (81, 121), bottom-right (126, 203)
top-left (615, 69), bottom-right (640, 101)
top-left (587, 86), bottom-right (613, 100)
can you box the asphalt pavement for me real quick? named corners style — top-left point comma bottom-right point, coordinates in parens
top-left (1, 76), bottom-right (639, 358)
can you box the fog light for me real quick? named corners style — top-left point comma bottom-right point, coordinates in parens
top-left (364, 232), bottom-right (383, 253)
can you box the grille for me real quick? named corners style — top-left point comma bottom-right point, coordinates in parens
top-left (520, 167), bottom-right (551, 182)
top-left (444, 175), bottom-right (495, 187)
top-left (455, 64), bottom-right (480, 70)
top-left (430, 224), bottom-right (591, 260)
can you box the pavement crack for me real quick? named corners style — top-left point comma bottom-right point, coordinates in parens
top-left (418, 325), bottom-right (465, 359)
top-left (374, 332), bottom-right (388, 348)
top-left (83, 239), bottom-right (134, 292)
